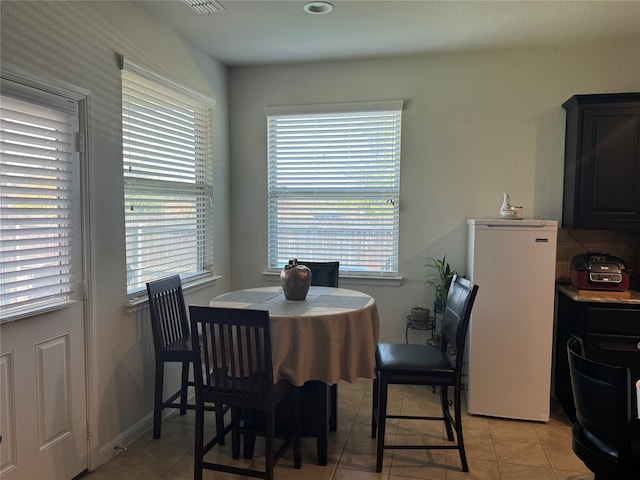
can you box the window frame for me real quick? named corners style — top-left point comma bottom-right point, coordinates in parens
top-left (0, 71), bottom-right (88, 322)
top-left (265, 100), bottom-right (403, 279)
top-left (120, 58), bottom-right (215, 298)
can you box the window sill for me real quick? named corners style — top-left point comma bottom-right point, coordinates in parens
top-left (261, 271), bottom-right (403, 287)
top-left (125, 275), bottom-right (222, 313)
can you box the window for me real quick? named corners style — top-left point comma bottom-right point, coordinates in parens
top-left (266, 101), bottom-right (402, 277)
top-left (121, 59), bottom-right (214, 295)
top-left (0, 87), bottom-right (81, 321)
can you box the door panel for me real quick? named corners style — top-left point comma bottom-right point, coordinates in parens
top-left (0, 352), bottom-right (17, 474)
top-left (1, 305), bottom-right (87, 480)
top-left (37, 333), bottom-right (73, 449)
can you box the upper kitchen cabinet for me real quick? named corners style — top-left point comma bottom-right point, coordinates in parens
top-left (562, 93), bottom-right (640, 229)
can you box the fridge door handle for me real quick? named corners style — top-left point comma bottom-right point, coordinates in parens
top-left (483, 224), bottom-right (548, 229)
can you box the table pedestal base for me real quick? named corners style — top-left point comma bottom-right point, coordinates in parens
top-left (299, 381), bottom-right (329, 466)
top-left (243, 381), bottom-right (330, 466)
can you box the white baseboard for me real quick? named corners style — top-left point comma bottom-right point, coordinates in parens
top-left (94, 411), bottom-right (155, 469)
top-left (91, 391), bottom-right (196, 472)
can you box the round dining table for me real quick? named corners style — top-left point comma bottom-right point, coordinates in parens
top-left (210, 285), bottom-right (380, 465)
top-left (210, 285), bottom-right (380, 386)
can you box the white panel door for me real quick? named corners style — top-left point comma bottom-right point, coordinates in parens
top-left (0, 78), bottom-right (89, 479)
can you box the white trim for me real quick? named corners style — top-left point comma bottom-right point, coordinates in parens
top-left (124, 275), bottom-right (222, 312)
top-left (93, 396), bottom-right (198, 471)
top-left (265, 99), bottom-right (404, 117)
top-left (0, 300), bottom-right (80, 325)
top-left (1, 61), bottom-right (90, 102)
top-left (117, 55), bottom-right (216, 107)
top-left (261, 271), bottom-right (403, 287)
top-left (95, 411), bottom-right (153, 469)
top-left (266, 104), bottom-right (402, 276)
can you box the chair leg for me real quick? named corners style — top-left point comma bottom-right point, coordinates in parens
top-left (440, 385), bottom-right (454, 441)
top-left (231, 408), bottom-right (241, 460)
top-left (329, 383), bottom-right (338, 431)
top-left (193, 398), bottom-right (204, 480)
top-left (265, 406), bottom-right (275, 480)
top-left (153, 361), bottom-right (164, 439)
top-left (375, 375), bottom-right (388, 473)
top-left (180, 361), bottom-right (189, 415)
top-left (316, 427), bottom-right (328, 466)
top-left (241, 404), bottom-right (256, 459)
top-left (215, 403), bottom-right (226, 446)
top-left (292, 387), bottom-right (302, 469)
top-left (371, 376), bottom-right (379, 438)
top-left (453, 385), bottom-right (468, 472)
top-left (300, 381), bottom-right (328, 466)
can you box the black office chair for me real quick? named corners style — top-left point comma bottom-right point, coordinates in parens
top-left (146, 275), bottom-right (227, 442)
top-left (567, 336), bottom-right (640, 479)
top-left (371, 274), bottom-right (478, 473)
top-left (189, 306), bottom-right (302, 480)
top-left (297, 261), bottom-right (340, 432)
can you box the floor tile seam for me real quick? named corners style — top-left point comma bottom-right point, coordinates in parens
top-left (491, 438), bottom-right (546, 447)
top-left (333, 464), bottom-right (391, 479)
top-left (496, 460), bottom-right (555, 474)
top-left (330, 406), bottom-right (358, 480)
top-left (388, 453), bottom-right (448, 480)
top-left (550, 466), bottom-right (593, 476)
top-left (494, 456), bottom-right (553, 469)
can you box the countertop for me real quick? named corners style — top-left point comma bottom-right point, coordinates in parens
top-left (557, 284), bottom-right (640, 305)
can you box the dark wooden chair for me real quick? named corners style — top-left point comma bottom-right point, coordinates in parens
top-left (567, 336), bottom-right (640, 479)
top-left (298, 261), bottom-right (339, 289)
top-left (297, 261), bottom-right (340, 432)
top-left (371, 274), bottom-right (478, 472)
top-left (189, 305), bottom-right (302, 480)
top-left (146, 275), bottom-right (226, 442)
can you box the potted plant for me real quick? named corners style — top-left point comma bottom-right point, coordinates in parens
top-left (423, 255), bottom-right (456, 313)
top-left (410, 306), bottom-right (430, 325)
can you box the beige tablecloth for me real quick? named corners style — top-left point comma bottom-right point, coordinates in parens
top-left (210, 286), bottom-right (380, 386)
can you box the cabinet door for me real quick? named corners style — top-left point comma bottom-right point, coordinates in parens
top-left (586, 306), bottom-right (640, 380)
top-left (562, 93), bottom-right (640, 229)
top-left (577, 106), bottom-right (640, 227)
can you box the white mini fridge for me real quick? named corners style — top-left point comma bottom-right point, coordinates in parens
top-left (466, 218), bottom-right (558, 422)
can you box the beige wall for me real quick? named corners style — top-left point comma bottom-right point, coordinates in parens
top-left (1, 0), bottom-right (231, 468)
top-left (2, 0), bottom-right (640, 471)
top-left (228, 37), bottom-right (640, 342)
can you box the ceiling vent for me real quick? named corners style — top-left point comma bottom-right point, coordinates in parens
top-left (182, 0), bottom-right (225, 14)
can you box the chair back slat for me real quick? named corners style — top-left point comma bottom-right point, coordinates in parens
top-left (147, 275), bottom-right (190, 350)
top-left (190, 306), bottom-right (274, 407)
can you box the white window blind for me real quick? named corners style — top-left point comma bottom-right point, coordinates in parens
top-left (266, 101), bottom-right (402, 276)
top-left (0, 94), bottom-right (80, 320)
top-left (122, 64), bottom-right (214, 295)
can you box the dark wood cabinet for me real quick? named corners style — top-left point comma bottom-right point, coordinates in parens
top-left (553, 288), bottom-right (640, 422)
top-left (562, 93), bottom-right (640, 229)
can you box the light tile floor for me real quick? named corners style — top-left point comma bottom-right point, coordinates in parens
top-left (85, 379), bottom-right (594, 479)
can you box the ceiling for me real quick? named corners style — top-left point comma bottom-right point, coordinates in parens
top-left (134, 0), bottom-right (640, 67)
